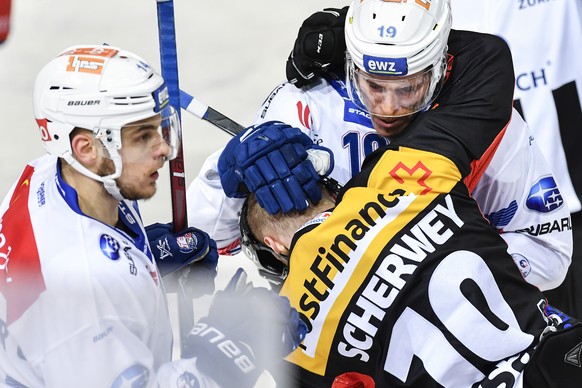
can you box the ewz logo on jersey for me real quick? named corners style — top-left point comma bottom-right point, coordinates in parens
top-left (526, 176), bottom-right (563, 213)
top-left (100, 234), bottom-right (120, 260)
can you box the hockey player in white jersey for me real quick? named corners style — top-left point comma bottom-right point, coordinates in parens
top-left (188, 0), bottom-right (572, 292)
top-left (450, 0), bottom-right (582, 327)
top-left (0, 45), bottom-right (306, 388)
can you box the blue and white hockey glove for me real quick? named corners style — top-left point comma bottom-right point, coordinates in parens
top-left (146, 223), bottom-right (219, 295)
top-left (182, 268), bottom-right (308, 388)
top-left (218, 120), bottom-right (334, 214)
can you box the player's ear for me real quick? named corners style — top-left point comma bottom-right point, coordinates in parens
top-left (70, 128), bottom-right (99, 165)
top-left (264, 236), bottom-right (290, 257)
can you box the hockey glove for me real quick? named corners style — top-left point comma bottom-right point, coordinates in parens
top-left (286, 6), bottom-right (348, 87)
top-left (523, 305), bottom-right (582, 387)
top-left (182, 268), bottom-right (307, 388)
top-left (146, 222), bottom-right (219, 296)
top-left (218, 120), bottom-right (334, 214)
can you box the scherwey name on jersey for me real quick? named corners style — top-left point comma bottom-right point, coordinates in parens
top-left (337, 193), bottom-right (463, 362)
top-left (281, 147), bottom-right (468, 375)
top-left (281, 150), bottom-right (469, 375)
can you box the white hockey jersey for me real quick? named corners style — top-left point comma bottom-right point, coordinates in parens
top-left (187, 31), bottom-right (572, 292)
top-left (451, 0), bottom-right (582, 213)
top-left (0, 155), bottom-right (218, 388)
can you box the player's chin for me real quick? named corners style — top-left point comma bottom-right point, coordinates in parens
top-left (121, 182), bottom-right (157, 201)
top-left (141, 185), bottom-right (158, 200)
top-left (371, 117), bottom-right (406, 138)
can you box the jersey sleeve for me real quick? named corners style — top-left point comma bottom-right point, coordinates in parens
top-left (252, 80), bottom-right (318, 131)
top-left (187, 148), bottom-right (245, 254)
top-left (472, 112), bottom-right (573, 291)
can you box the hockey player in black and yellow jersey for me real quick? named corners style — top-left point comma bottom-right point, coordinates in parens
top-left (242, 117), bottom-right (582, 387)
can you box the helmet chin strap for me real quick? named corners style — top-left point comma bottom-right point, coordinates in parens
top-left (62, 149), bottom-right (125, 202)
top-left (102, 178), bottom-right (124, 202)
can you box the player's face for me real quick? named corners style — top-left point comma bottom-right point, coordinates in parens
top-left (355, 70), bottom-right (430, 137)
top-left (115, 114), bottom-right (172, 200)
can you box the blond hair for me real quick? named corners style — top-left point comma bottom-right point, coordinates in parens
top-left (246, 188), bottom-right (336, 245)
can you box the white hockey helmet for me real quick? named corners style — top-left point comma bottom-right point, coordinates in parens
top-left (345, 0), bottom-right (452, 118)
top-left (33, 44), bottom-right (179, 200)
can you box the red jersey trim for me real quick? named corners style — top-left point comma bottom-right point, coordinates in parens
top-left (1, 164), bottom-right (46, 325)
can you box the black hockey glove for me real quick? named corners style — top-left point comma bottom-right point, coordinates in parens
top-left (182, 269), bottom-right (307, 388)
top-left (523, 304), bottom-right (582, 387)
top-left (286, 6), bottom-right (348, 88)
top-left (146, 222), bottom-right (218, 296)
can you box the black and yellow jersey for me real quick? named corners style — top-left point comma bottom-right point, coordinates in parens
top-left (281, 145), bottom-right (549, 387)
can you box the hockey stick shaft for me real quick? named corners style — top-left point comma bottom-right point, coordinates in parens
top-left (156, 0), bottom-right (193, 356)
top-left (180, 89), bottom-right (245, 136)
top-left (157, 0), bottom-right (187, 232)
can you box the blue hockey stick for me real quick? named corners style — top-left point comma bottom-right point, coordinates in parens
top-left (156, 0), bottom-right (193, 356)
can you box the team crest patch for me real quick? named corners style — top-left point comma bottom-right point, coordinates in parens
top-left (176, 232), bottom-right (198, 254)
top-left (111, 364), bottom-right (150, 388)
top-left (100, 234), bottom-right (120, 260)
top-left (511, 253), bottom-right (531, 278)
top-left (526, 177), bottom-right (564, 213)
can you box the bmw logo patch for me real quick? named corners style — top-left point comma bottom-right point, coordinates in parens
top-left (177, 372), bottom-right (201, 388)
top-left (100, 234), bottom-right (121, 260)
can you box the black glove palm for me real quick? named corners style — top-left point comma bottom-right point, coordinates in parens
top-left (183, 269), bottom-right (307, 387)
